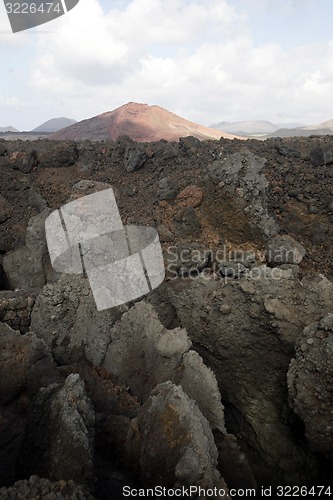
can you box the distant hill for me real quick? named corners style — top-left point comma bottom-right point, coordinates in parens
top-left (301, 119), bottom-right (333, 131)
top-left (210, 120), bottom-right (278, 135)
top-left (264, 119), bottom-right (333, 138)
top-left (32, 117), bottom-right (77, 133)
top-left (51, 103), bottom-right (242, 142)
top-left (264, 128), bottom-right (333, 138)
top-left (0, 126), bottom-right (19, 133)
top-left (210, 118), bottom-right (333, 139)
top-left (274, 122), bottom-right (306, 129)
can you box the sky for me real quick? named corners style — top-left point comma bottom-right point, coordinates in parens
top-left (1, 0), bottom-right (333, 130)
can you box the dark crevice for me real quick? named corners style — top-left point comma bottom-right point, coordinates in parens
top-left (0, 262), bottom-right (10, 290)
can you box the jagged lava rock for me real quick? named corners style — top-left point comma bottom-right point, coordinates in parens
top-left (103, 301), bottom-right (226, 433)
top-left (126, 381), bottom-right (229, 494)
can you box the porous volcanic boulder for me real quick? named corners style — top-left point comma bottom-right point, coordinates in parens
top-left (173, 205), bottom-right (201, 236)
top-left (9, 150), bottom-right (38, 173)
top-left (103, 301), bottom-right (192, 402)
top-left (309, 144), bottom-right (333, 166)
top-left (159, 177), bottom-right (177, 200)
top-left (68, 179), bottom-right (112, 200)
top-left (266, 234), bottom-right (306, 266)
top-left (38, 141), bottom-right (78, 168)
top-left (124, 145), bottom-right (148, 172)
top-left (288, 313), bottom-right (333, 463)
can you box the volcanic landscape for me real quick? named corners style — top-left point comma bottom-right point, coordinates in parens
top-left (0, 103), bottom-right (333, 499)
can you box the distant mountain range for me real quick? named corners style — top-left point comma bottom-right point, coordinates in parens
top-left (0, 126), bottom-right (19, 133)
top-left (0, 117), bottom-right (76, 139)
top-left (211, 120), bottom-right (278, 135)
top-left (32, 117), bottom-right (77, 133)
top-left (210, 119), bottom-right (333, 138)
top-left (2, 111), bottom-right (333, 141)
top-left (50, 102), bottom-right (241, 142)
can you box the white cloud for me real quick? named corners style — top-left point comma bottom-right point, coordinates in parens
top-left (30, 0), bottom-right (234, 86)
top-left (3, 0), bottom-right (333, 127)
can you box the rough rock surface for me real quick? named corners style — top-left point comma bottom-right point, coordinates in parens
top-left (3, 209), bottom-right (50, 289)
top-left (104, 301), bottom-right (226, 433)
top-left (0, 291), bottom-right (35, 333)
top-left (0, 323), bottom-right (60, 487)
top-left (124, 144), bottom-right (148, 172)
top-left (0, 324), bottom-right (58, 404)
top-left (0, 476), bottom-right (95, 499)
top-left (19, 374), bottom-right (95, 485)
top-left (1, 135), bottom-right (333, 492)
top-left (207, 150), bottom-right (278, 238)
top-left (1, 135), bottom-right (333, 278)
top-left (126, 381), bottom-right (229, 494)
top-left (288, 313), bottom-right (333, 463)
top-left (30, 275), bottom-right (122, 366)
top-left (38, 141), bottom-right (78, 168)
top-left (0, 194), bottom-right (12, 224)
top-left (167, 270), bottom-right (333, 484)
top-left (8, 150), bottom-right (38, 174)
top-left (266, 234), bottom-right (306, 265)
top-left (214, 433), bottom-right (257, 491)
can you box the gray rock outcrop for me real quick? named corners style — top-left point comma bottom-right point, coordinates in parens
top-left (0, 476), bottom-right (95, 499)
top-left (0, 291), bottom-right (35, 333)
top-left (30, 275), bottom-right (122, 365)
top-left (124, 145), bottom-right (147, 172)
top-left (126, 381), bottom-right (230, 495)
top-left (103, 301), bottom-right (226, 433)
top-left (207, 150), bottom-right (278, 238)
top-left (0, 323), bottom-right (60, 487)
top-left (266, 234), bottom-right (306, 265)
top-left (0, 324), bottom-right (58, 404)
top-left (167, 270), bottom-right (333, 484)
top-left (19, 374), bottom-right (95, 486)
top-left (288, 313), bottom-right (333, 463)
top-left (3, 209), bottom-right (51, 290)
